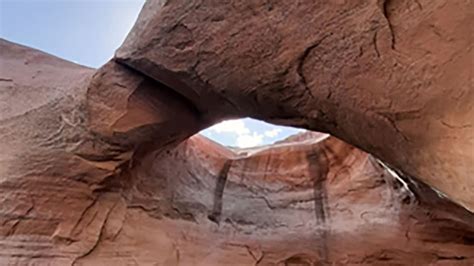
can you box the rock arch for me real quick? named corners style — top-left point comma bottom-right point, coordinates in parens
top-left (0, 0), bottom-right (473, 264)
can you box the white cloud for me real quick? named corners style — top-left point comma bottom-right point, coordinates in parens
top-left (205, 119), bottom-right (290, 148)
top-left (236, 132), bottom-right (264, 148)
top-left (264, 128), bottom-right (282, 138)
top-left (207, 119), bottom-right (264, 148)
top-left (208, 119), bottom-right (250, 135)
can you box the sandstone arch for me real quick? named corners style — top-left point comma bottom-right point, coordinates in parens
top-left (0, 0), bottom-right (473, 264)
top-left (115, 0), bottom-right (474, 212)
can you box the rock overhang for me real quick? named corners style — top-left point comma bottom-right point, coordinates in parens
top-left (1, 0), bottom-right (473, 264)
top-left (114, 0), bottom-right (474, 211)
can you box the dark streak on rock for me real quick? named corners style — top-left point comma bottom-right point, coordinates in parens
top-left (296, 34), bottom-right (331, 100)
top-left (378, 0), bottom-right (396, 50)
top-left (414, 0), bottom-right (423, 10)
top-left (373, 30), bottom-right (381, 57)
top-left (306, 148), bottom-right (330, 264)
top-left (441, 120), bottom-right (472, 129)
top-left (208, 160), bottom-right (233, 224)
top-left (246, 245), bottom-right (264, 265)
top-left (436, 255), bottom-right (466, 261)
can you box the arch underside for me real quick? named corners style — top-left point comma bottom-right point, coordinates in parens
top-left (0, 0), bottom-right (473, 264)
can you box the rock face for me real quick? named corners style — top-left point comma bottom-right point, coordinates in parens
top-left (0, 0), bottom-right (473, 264)
top-left (116, 0), bottom-right (474, 212)
top-left (2, 83), bottom-right (474, 264)
top-left (106, 133), bottom-right (473, 265)
top-left (0, 39), bottom-right (202, 265)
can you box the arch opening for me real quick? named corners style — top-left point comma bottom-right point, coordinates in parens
top-left (1, 0), bottom-right (473, 264)
top-left (199, 118), bottom-right (307, 148)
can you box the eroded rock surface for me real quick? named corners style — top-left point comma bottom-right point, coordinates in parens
top-left (3, 94), bottom-right (473, 264)
top-left (0, 39), bottom-right (203, 264)
top-left (0, 0), bottom-right (473, 264)
top-left (116, 0), bottom-right (474, 211)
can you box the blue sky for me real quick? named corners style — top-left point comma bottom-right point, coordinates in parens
top-left (0, 0), bottom-right (302, 148)
top-left (201, 118), bottom-right (302, 148)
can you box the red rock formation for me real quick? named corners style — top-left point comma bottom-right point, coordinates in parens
top-left (92, 133), bottom-right (473, 265)
top-left (1, 0), bottom-right (473, 264)
top-left (0, 39), bottom-right (201, 264)
top-left (116, 0), bottom-right (474, 211)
